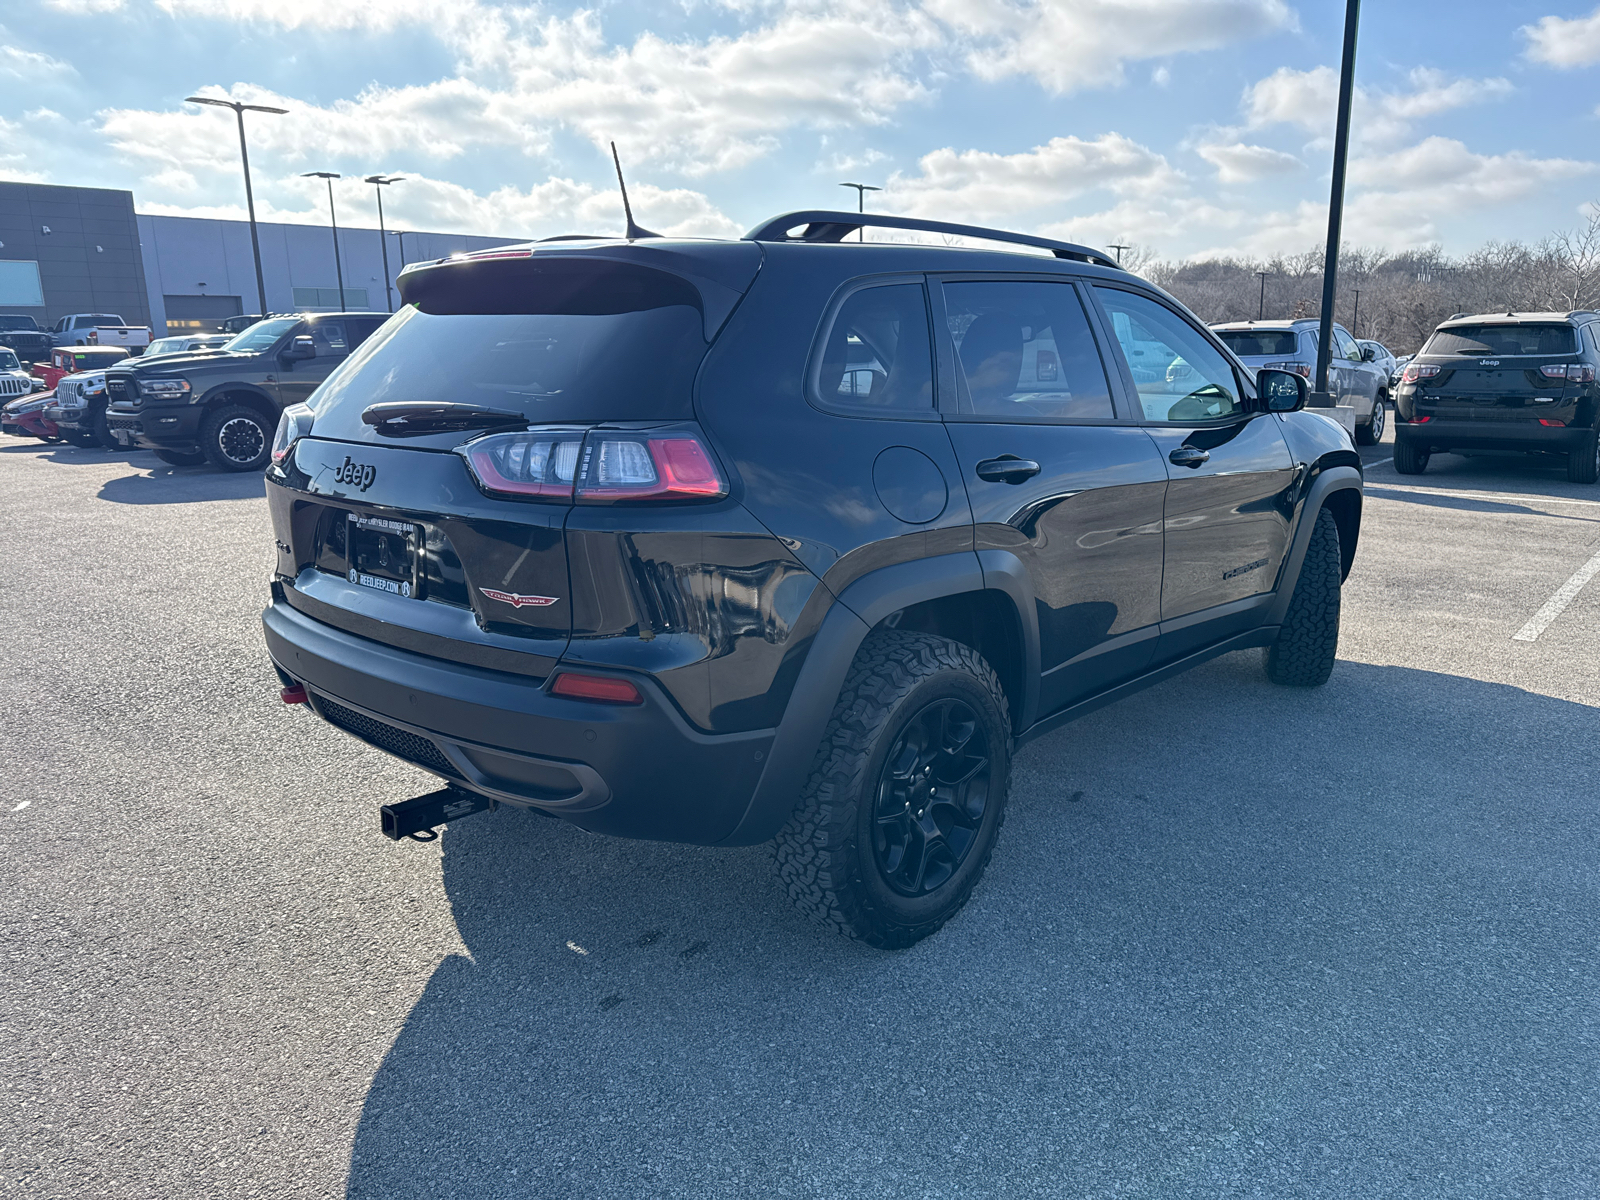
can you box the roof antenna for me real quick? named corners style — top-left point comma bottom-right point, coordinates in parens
top-left (611, 142), bottom-right (661, 240)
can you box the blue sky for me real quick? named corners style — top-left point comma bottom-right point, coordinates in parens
top-left (5, 0), bottom-right (1600, 259)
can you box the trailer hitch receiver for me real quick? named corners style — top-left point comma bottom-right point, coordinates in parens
top-left (381, 786), bottom-right (493, 842)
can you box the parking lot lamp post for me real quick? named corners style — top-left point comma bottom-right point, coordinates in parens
top-left (1256, 271), bottom-right (1272, 319)
top-left (1351, 288), bottom-right (1360, 337)
top-left (183, 96), bottom-right (287, 320)
top-left (839, 182), bottom-right (881, 241)
top-left (1313, 0), bottom-right (1361, 406)
top-left (302, 172), bottom-right (345, 310)
top-left (364, 175), bottom-right (404, 313)
top-left (1110, 243), bottom-right (1131, 265)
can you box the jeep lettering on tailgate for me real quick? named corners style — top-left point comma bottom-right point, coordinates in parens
top-left (333, 456), bottom-right (377, 491)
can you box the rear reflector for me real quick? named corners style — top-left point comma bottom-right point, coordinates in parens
top-left (1410, 415), bottom-right (1432, 423)
top-left (550, 673), bottom-right (643, 704)
top-left (281, 684), bottom-right (308, 704)
top-left (1539, 418), bottom-right (1568, 426)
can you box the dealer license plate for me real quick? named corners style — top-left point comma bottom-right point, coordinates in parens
top-left (345, 512), bottom-right (419, 598)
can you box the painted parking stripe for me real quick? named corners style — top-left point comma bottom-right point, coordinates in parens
top-left (1513, 548), bottom-right (1600, 642)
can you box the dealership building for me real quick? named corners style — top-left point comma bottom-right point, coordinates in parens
top-left (0, 181), bottom-right (521, 336)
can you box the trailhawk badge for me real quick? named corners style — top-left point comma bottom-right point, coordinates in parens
top-left (480, 588), bottom-right (560, 609)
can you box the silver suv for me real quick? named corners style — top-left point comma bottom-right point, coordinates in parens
top-left (1212, 319), bottom-right (1389, 445)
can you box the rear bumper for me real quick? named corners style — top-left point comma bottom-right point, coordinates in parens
top-left (1395, 419), bottom-right (1589, 453)
top-left (262, 591), bottom-right (774, 845)
top-left (106, 404), bottom-right (200, 450)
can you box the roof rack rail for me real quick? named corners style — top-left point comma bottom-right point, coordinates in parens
top-left (743, 210), bottom-right (1123, 269)
top-left (1567, 310), bottom-right (1599, 320)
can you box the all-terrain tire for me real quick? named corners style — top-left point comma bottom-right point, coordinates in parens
top-left (1393, 439), bottom-right (1429, 474)
top-left (155, 448), bottom-right (209, 467)
top-left (1567, 431), bottom-right (1600, 485)
top-left (773, 630), bottom-right (1011, 949)
top-left (1355, 392), bottom-right (1386, 446)
top-left (1265, 507), bottom-right (1342, 687)
top-left (90, 406), bottom-right (118, 450)
top-left (200, 403), bottom-right (272, 472)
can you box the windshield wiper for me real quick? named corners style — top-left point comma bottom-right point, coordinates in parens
top-left (361, 401), bottom-right (531, 436)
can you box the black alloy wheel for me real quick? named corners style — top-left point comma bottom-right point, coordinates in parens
top-left (872, 697), bottom-right (992, 896)
top-left (201, 403), bottom-right (272, 472)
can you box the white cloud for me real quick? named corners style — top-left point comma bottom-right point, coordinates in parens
top-left (1522, 6), bottom-right (1600, 67)
top-left (0, 42), bottom-right (75, 80)
top-left (881, 134), bottom-right (1184, 222)
top-left (1244, 66), bottom-right (1514, 146)
top-left (924, 0), bottom-right (1293, 94)
top-left (1197, 141), bottom-right (1303, 184)
top-left (0, 116), bottom-right (52, 183)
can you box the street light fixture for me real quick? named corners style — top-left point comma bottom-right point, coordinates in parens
top-left (1109, 243), bottom-right (1131, 265)
top-left (839, 182), bottom-right (881, 242)
top-left (183, 95), bottom-right (288, 319)
top-left (302, 172), bottom-right (346, 310)
top-left (364, 175), bottom-right (404, 313)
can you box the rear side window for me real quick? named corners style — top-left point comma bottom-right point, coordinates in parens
top-left (943, 280), bottom-right (1114, 421)
top-left (1426, 324), bottom-right (1577, 356)
top-left (813, 283), bottom-right (934, 412)
top-left (309, 321), bottom-right (348, 355)
top-left (1216, 329), bottom-right (1298, 357)
top-left (313, 258), bottom-right (709, 423)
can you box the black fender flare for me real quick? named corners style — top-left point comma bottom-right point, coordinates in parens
top-left (198, 381), bottom-right (277, 418)
top-left (1266, 463), bottom-right (1362, 627)
top-left (717, 550), bottom-right (1033, 845)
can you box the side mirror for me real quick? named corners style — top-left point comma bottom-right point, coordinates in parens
top-left (283, 335), bottom-right (316, 361)
top-left (1360, 345), bottom-right (1377, 362)
top-left (1257, 368), bottom-right (1308, 413)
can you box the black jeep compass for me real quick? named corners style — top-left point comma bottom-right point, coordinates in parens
top-left (1393, 310), bottom-right (1600, 482)
top-left (261, 212), bottom-right (1362, 946)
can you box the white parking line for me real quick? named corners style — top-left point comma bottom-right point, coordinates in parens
top-left (1364, 456), bottom-right (1393, 471)
top-left (1513, 548), bottom-right (1600, 642)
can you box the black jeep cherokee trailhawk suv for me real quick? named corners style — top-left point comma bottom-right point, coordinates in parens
top-left (262, 212), bottom-right (1362, 947)
top-left (1393, 310), bottom-right (1600, 483)
top-left (105, 312), bottom-right (386, 470)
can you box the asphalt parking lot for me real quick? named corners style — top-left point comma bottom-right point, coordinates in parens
top-left (4, 422), bottom-right (1599, 1199)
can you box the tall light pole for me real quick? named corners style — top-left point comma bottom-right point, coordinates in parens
top-left (1256, 270), bottom-right (1273, 320)
top-left (388, 229), bottom-right (410, 280)
top-left (1351, 288), bottom-right (1361, 336)
top-left (839, 182), bottom-right (881, 242)
top-left (364, 175), bottom-right (404, 313)
top-left (184, 95), bottom-right (287, 319)
top-left (302, 171), bottom-right (345, 310)
top-left (1313, 0), bottom-right (1361, 406)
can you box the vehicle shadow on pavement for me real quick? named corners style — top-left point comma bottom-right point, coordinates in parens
top-left (1363, 484), bottom-right (1600, 524)
top-left (97, 467), bottom-right (266, 504)
top-left (347, 656), bottom-right (1600, 1200)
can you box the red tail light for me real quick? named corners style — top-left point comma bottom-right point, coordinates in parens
top-left (549, 672), bottom-right (642, 704)
top-left (1570, 364), bottom-right (1595, 383)
top-left (460, 432), bottom-right (582, 498)
top-left (575, 433), bottom-right (727, 503)
top-left (1402, 364), bottom-right (1441, 384)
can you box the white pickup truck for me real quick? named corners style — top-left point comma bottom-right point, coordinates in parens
top-left (51, 313), bottom-right (151, 355)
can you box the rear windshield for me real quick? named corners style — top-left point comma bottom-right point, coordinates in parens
top-left (1215, 330), bottom-right (1298, 357)
top-left (1426, 324), bottom-right (1577, 356)
top-left (311, 259), bottom-right (708, 422)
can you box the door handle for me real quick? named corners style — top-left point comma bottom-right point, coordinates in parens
top-left (976, 456), bottom-right (1042, 484)
top-left (1169, 446), bottom-right (1210, 468)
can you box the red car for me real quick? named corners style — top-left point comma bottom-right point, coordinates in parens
top-left (32, 346), bottom-right (128, 392)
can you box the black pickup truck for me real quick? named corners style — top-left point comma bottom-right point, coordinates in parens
top-left (105, 312), bottom-right (387, 469)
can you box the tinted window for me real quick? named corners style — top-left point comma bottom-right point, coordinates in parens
top-left (1425, 324), bottom-right (1577, 356)
top-left (1094, 288), bottom-right (1242, 422)
top-left (1333, 328), bottom-right (1361, 360)
top-left (309, 321), bottom-right (349, 355)
top-left (1587, 325), bottom-right (1600, 354)
top-left (814, 283), bottom-right (934, 411)
top-left (1216, 329), bottom-right (1298, 357)
top-left (943, 280), bottom-right (1114, 420)
top-left (312, 260), bottom-right (709, 422)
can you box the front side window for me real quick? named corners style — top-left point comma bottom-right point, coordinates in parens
top-left (813, 283), bottom-right (934, 412)
top-left (225, 318), bottom-right (299, 353)
top-left (943, 280), bottom-right (1114, 421)
top-left (1094, 287), bottom-right (1242, 423)
top-left (1333, 328), bottom-right (1361, 360)
top-left (309, 321), bottom-right (349, 355)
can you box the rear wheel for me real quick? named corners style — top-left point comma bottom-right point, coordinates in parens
top-left (1567, 432), bottom-right (1599, 485)
top-left (1356, 392), bottom-right (1386, 445)
top-left (155, 448), bottom-right (208, 467)
top-left (1393, 439), bottom-right (1429, 474)
top-left (200, 404), bottom-right (272, 472)
top-left (1265, 507), bottom-right (1342, 687)
top-left (773, 631), bottom-right (1011, 948)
